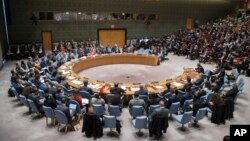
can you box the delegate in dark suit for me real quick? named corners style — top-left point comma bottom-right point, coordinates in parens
top-left (149, 101), bottom-right (169, 139)
top-left (110, 83), bottom-right (125, 95)
top-left (79, 86), bottom-right (93, 95)
top-left (135, 85), bottom-right (148, 96)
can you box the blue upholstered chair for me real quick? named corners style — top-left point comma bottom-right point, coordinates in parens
top-left (79, 90), bottom-right (92, 100)
top-left (108, 105), bottom-right (121, 117)
top-left (132, 116), bottom-right (148, 135)
top-left (131, 106), bottom-right (144, 118)
top-left (11, 87), bottom-right (20, 100)
top-left (169, 102), bottom-right (180, 119)
top-left (182, 99), bottom-right (193, 112)
top-left (200, 95), bottom-right (207, 104)
top-left (43, 105), bottom-right (55, 126)
top-left (27, 99), bottom-right (41, 115)
top-left (54, 110), bottom-right (70, 133)
top-left (148, 105), bottom-right (160, 116)
top-left (178, 90), bottom-right (186, 96)
top-left (205, 92), bottom-right (214, 103)
top-left (139, 95), bottom-right (149, 103)
top-left (19, 95), bottom-right (29, 107)
top-left (103, 115), bottom-right (116, 132)
top-left (192, 108), bottom-right (207, 125)
top-left (164, 92), bottom-right (171, 99)
top-left (175, 111), bottom-right (193, 129)
top-left (92, 104), bottom-right (105, 117)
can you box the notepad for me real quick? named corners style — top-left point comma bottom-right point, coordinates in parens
top-left (131, 87), bottom-right (140, 91)
top-left (82, 98), bottom-right (89, 105)
top-left (121, 86), bottom-right (126, 90)
top-left (67, 76), bottom-right (76, 80)
top-left (62, 70), bottom-right (70, 75)
top-left (71, 80), bottom-right (83, 85)
top-left (60, 66), bottom-right (67, 69)
top-left (172, 82), bottom-right (183, 87)
top-left (155, 86), bottom-right (164, 89)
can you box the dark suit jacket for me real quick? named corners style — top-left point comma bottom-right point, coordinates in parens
top-left (136, 89), bottom-right (148, 96)
top-left (149, 108), bottom-right (169, 138)
top-left (56, 104), bottom-right (72, 123)
top-left (166, 95), bottom-right (180, 109)
top-left (182, 82), bottom-right (193, 91)
top-left (109, 94), bottom-right (121, 105)
top-left (225, 87), bottom-right (238, 100)
top-left (110, 87), bottom-right (125, 95)
top-left (82, 112), bottom-right (103, 139)
top-left (44, 96), bottom-right (57, 110)
top-left (79, 86), bottom-right (93, 95)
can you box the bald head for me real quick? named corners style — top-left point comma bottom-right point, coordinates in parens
top-left (159, 101), bottom-right (165, 108)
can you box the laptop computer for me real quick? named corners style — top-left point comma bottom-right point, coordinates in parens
top-left (69, 103), bottom-right (77, 110)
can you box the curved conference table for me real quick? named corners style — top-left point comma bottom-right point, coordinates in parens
top-left (58, 54), bottom-right (200, 95)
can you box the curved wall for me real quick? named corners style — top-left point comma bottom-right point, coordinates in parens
top-left (8, 0), bottom-right (242, 43)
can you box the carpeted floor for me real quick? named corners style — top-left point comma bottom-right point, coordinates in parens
top-left (0, 54), bottom-right (249, 141)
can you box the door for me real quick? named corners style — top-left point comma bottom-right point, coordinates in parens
top-left (42, 31), bottom-right (52, 51)
top-left (98, 28), bottom-right (126, 47)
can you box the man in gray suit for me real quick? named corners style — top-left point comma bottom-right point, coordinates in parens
top-left (128, 93), bottom-right (145, 114)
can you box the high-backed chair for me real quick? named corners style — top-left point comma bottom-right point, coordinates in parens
top-left (182, 99), bottom-right (193, 112)
top-left (130, 106), bottom-right (144, 118)
top-left (169, 102), bottom-right (180, 119)
top-left (148, 105), bottom-right (160, 116)
top-left (139, 95), bottom-right (149, 105)
top-left (27, 99), bottom-right (41, 115)
top-left (200, 95), bottom-right (207, 104)
top-left (103, 115), bottom-right (117, 133)
top-left (19, 95), bottom-right (29, 108)
top-left (11, 87), bottom-right (20, 100)
top-left (192, 108), bottom-right (207, 125)
top-left (108, 105), bottom-right (121, 117)
top-left (92, 104), bottom-right (105, 117)
top-left (79, 90), bottom-right (92, 100)
top-left (106, 94), bottom-right (115, 103)
top-left (164, 92), bottom-right (171, 99)
top-left (132, 116), bottom-right (147, 135)
top-left (178, 90), bottom-right (185, 96)
top-left (59, 84), bottom-right (74, 94)
top-left (175, 111), bottom-right (193, 130)
top-left (43, 105), bottom-right (55, 126)
top-left (54, 110), bottom-right (70, 133)
top-left (205, 92), bottom-right (214, 103)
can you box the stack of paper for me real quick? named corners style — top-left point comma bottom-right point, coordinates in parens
top-left (67, 76), bottom-right (76, 80)
top-left (92, 84), bottom-right (102, 89)
top-left (155, 85), bottom-right (164, 89)
top-left (71, 79), bottom-right (83, 85)
top-left (82, 98), bottom-right (89, 104)
top-left (131, 87), bottom-right (140, 91)
top-left (121, 86), bottom-right (126, 90)
top-left (60, 66), bottom-right (67, 69)
top-left (62, 70), bottom-right (70, 75)
top-left (172, 82), bottom-right (183, 87)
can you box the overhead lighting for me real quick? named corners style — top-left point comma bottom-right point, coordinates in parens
top-left (78, 12), bottom-right (82, 15)
top-left (122, 13), bottom-right (125, 15)
top-left (66, 12), bottom-right (69, 15)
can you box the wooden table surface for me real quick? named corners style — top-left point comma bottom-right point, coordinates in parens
top-left (58, 54), bottom-right (200, 95)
